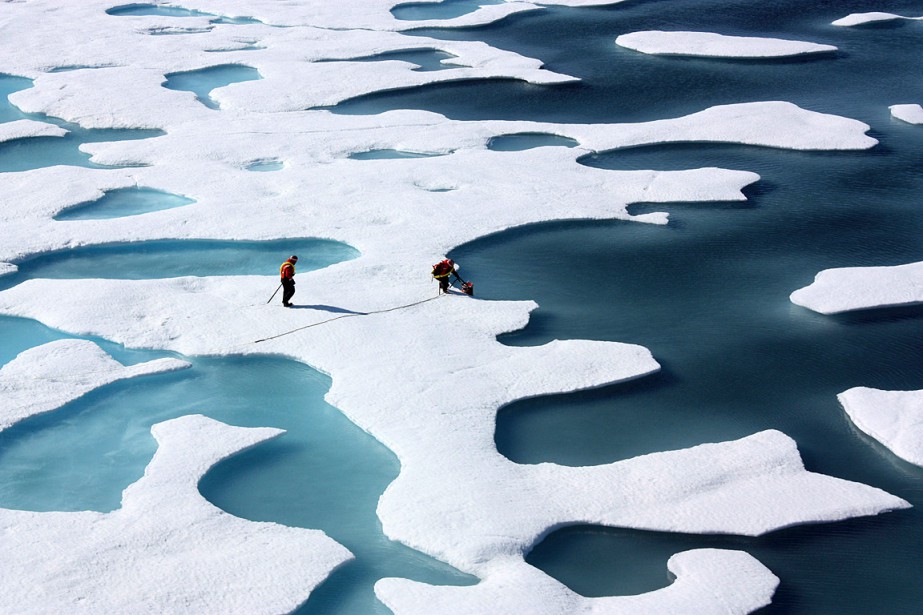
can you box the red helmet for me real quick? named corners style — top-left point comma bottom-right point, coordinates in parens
top-left (290, 255), bottom-right (298, 262)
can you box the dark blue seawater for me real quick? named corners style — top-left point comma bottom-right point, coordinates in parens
top-left (332, 0), bottom-right (923, 124)
top-left (436, 1), bottom-right (923, 612)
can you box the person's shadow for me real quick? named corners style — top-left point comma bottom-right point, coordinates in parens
top-left (292, 304), bottom-right (367, 315)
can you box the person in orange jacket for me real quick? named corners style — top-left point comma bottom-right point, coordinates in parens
top-left (280, 255), bottom-right (298, 307)
top-left (431, 258), bottom-right (460, 294)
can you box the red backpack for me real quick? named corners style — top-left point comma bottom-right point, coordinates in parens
top-left (432, 259), bottom-right (453, 277)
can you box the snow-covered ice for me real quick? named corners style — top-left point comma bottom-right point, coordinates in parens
top-left (839, 387), bottom-right (923, 468)
top-left (0, 0), bottom-right (912, 612)
top-left (0, 275), bottom-right (909, 585)
top-left (790, 261), bottom-right (923, 314)
top-left (0, 102), bottom-right (874, 263)
top-left (0, 339), bottom-right (189, 431)
top-left (616, 31), bottom-right (837, 58)
top-left (890, 103), bottom-right (923, 124)
top-left (0, 119), bottom-right (67, 144)
top-left (0, 414), bottom-right (353, 614)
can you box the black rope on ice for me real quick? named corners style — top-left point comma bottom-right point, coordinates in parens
top-left (251, 294), bottom-right (443, 344)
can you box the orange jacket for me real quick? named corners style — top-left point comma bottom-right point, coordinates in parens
top-left (280, 260), bottom-right (296, 280)
top-left (432, 259), bottom-right (453, 279)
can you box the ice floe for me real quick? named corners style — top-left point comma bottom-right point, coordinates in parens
top-left (616, 31), bottom-right (837, 58)
top-left (0, 277), bottom-right (909, 578)
top-left (0, 339), bottom-right (188, 431)
top-left (2, 2), bottom-right (575, 126)
top-left (0, 414), bottom-right (353, 613)
top-left (839, 387), bottom-right (923, 468)
top-left (0, 102), bottom-right (874, 264)
top-left (0, 118), bottom-right (67, 143)
top-left (833, 12), bottom-right (923, 27)
top-left (790, 261), bottom-right (923, 314)
top-left (890, 103), bottom-right (923, 124)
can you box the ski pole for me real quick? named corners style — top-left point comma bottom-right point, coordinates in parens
top-left (267, 283), bottom-right (282, 304)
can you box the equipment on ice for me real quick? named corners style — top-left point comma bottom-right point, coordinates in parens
top-left (432, 258), bottom-right (474, 296)
top-left (267, 283), bottom-right (283, 304)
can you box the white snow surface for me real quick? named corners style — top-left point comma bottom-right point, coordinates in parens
top-left (0, 414), bottom-right (353, 614)
top-left (890, 103), bottom-right (923, 124)
top-left (0, 0), bottom-right (908, 612)
top-left (790, 261), bottom-right (923, 314)
top-left (0, 263), bottom-right (15, 278)
top-left (0, 118), bottom-right (67, 143)
top-left (832, 12), bottom-right (923, 26)
top-left (616, 31), bottom-right (837, 58)
top-left (839, 387), bottom-right (923, 468)
top-left (0, 102), bottom-right (875, 263)
top-left (0, 339), bottom-right (189, 431)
